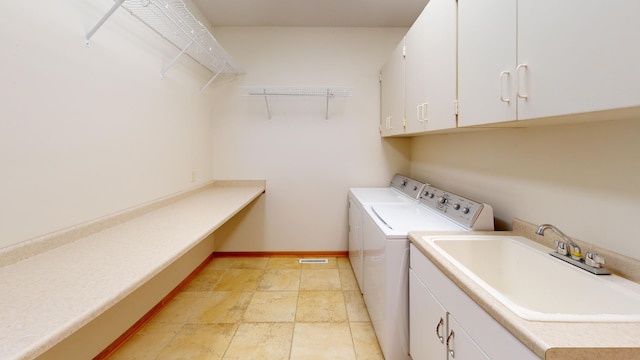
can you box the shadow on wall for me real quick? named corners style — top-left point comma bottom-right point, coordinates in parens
top-left (214, 194), bottom-right (266, 252)
top-left (382, 137), bottom-right (411, 174)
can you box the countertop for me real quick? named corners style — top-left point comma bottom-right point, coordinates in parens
top-left (409, 222), bottom-right (640, 360)
top-left (0, 180), bottom-right (265, 360)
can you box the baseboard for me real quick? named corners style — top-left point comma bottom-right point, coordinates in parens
top-left (93, 252), bottom-right (215, 360)
top-left (213, 251), bottom-right (349, 257)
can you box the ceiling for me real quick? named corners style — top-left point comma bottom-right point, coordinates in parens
top-left (192, 0), bottom-right (429, 27)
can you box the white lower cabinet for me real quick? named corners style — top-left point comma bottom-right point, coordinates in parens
top-left (409, 244), bottom-right (539, 360)
top-left (410, 270), bottom-right (488, 360)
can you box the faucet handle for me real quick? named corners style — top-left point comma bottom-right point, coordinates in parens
top-left (585, 252), bottom-right (605, 268)
top-left (570, 245), bottom-right (583, 261)
top-left (554, 240), bottom-right (568, 256)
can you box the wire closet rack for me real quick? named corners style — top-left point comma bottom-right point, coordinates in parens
top-left (243, 87), bottom-right (353, 120)
top-left (85, 0), bottom-right (243, 93)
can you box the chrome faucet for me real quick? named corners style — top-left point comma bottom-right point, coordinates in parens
top-left (535, 223), bottom-right (610, 275)
top-left (535, 224), bottom-right (582, 260)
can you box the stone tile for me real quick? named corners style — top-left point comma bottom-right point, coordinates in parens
top-left (290, 322), bottom-right (356, 360)
top-left (155, 323), bottom-right (237, 360)
top-left (266, 257), bottom-right (303, 269)
top-left (183, 269), bottom-right (227, 292)
top-left (208, 257), bottom-right (236, 270)
top-left (109, 324), bottom-right (179, 360)
top-left (258, 269), bottom-right (300, 291)
top-left (214, 269), bottom-right (264, 291)
top-left (296, 291), bottom-right (347, 322)
top-left (222, 323), bottom-right (294, 360)
top-left (339, 268), bottom-right (359, 290)
top-left (350, 322), bottom-right (384, 360)
top-left (151, 292), bottom-right (208, 324)
top-left (343, 290), bottom-right (370, 322)
top-left (337, 257), bottom-right (352, 269)
top-left (229, 257), bottom-right (269, 269)
top-left (301, 257), bottom-right (338, 269)
top-left (300, 269), bottom-right (341, 291)
top-left (136, 321), bottom-right (183, 335)
top-left (189, 291), bottom-right (253, 324)
top-left (243, 291), bottom-right (298, 322)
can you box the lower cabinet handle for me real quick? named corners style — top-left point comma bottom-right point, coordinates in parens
top-left (446, 330), bottom-right (455, 358)
top-left (435, 317), bottom-right (444, 343)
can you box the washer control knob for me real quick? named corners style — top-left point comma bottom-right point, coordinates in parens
top-left (423, 191), bottom-right (429, 197)
top-left (413, 185), bottom-right (418, 191)
top-left (462, 207), bottom-right (470, 214)
top-left (401, 180), bottom-right (408, 187)
top-left (437, 196), bottom-right (447, 205)
top-left (453, 204), bottom-right (461, 210)
top-left (429, 193), bottom-right (435, 198)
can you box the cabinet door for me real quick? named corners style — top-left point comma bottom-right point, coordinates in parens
top-left (517, 0), bottom-right (640, 120)
top-left (458, 0), bottom-right (517, 127)
top-left (405, 0), bottom-right (457, 134)
top-left (446, 315), bottom-right (490, 360)
top-left (380, 39), bottom-right (406, 136)
top-left (348, 198), bottom-right (364, 293)
top-left (409, 270), bottom-right (447, 359)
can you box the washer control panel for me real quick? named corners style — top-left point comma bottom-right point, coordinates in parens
top-left (419, 185), bottom-right (484, 228)
top-left (390, 174), bottom-right (426, 200)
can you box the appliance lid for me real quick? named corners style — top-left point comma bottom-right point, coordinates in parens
top-left (369, 203), bottom-right (466, 233)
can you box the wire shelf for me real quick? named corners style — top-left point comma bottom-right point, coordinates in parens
top-left (242, 87), bottom-right (353, 119)
top-left (243, 87), bottom-right (352, 97)
top-left (121, 0), bottom-right (242, 74)
top-left (86, 0), bottom-right (243, 91)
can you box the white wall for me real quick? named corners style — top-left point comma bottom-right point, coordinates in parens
top-left (208, 27), bottom-right (411, 252)
top-left (410, 118), bottom-right (640, 261)
top-left (0, 1), bottom-right (218, 248)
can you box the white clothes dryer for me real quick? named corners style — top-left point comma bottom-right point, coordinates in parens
top-left (362, 184), bottom-right (494, 360)
top-left (348, 174), bottom-right (425, 292)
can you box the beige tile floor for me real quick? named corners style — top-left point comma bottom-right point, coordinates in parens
top-left (109, 256), bottom-right (383, 360)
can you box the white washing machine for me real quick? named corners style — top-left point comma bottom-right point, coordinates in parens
top-left (362, 184), bottom-right (494, 360)
top-left (348, 174), bottom-right (425, 293)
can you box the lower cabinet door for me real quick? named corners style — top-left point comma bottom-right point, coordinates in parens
top-left (409, 270), bottom-right (447, 359)
top-left (446, 314), bottom-right (490, 360)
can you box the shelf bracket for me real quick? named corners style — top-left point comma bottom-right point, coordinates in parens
top-left (325, 88), bottom-right (330, 120)
top-left (161, 39), bottom-right (195, 78)
top-left (85, 0), bottom-right (126, 47)
top-left (199, 67), bottom-right (225, 94)
top-left (264, 89), bottom-right (272, 120)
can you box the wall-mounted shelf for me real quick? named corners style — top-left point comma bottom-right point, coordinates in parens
top-left (242, 87), bottom-right (353, 120)
top-left (85, 0), bottom-right (243, 93)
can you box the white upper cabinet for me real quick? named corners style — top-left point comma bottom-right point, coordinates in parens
top-left (459, 0), bottom-right (640, 127)
top-left (517, 0), bottom-right (640, 121)
top-left (458, 0), bottom-right (517, 126)
top-left (380, 39), bottom-right (406, 137)
top-left (404, 0), bottom-right (457, 134)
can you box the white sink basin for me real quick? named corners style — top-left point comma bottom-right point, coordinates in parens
top-left (423, 235), bottom-right (640, 322)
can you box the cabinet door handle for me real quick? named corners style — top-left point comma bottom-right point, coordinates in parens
top-left (386, 116), bottom-right (392, 129)
top-left (435, 317), bottom-right (445, 343)
top-left (422, 103), bottom-right (428, 122)
top-left (417, 104), bottom-right (423, 123)
top-left (446, 330), bottom-right (455, 358)
top-left (499, 70), bottom-right (510, 103)
top-left (516, 63), bottom-right (528, 99)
